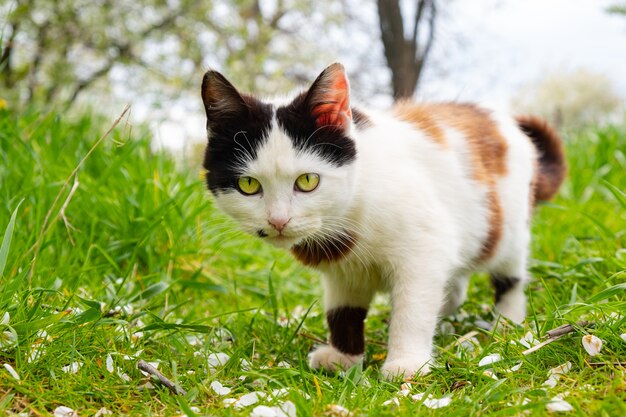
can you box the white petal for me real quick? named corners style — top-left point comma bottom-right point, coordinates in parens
top-left (482, 369), bottom-right (498, 380)
top-left (546, 395), bottom-right (574, 412)
top-left (517, 331), bottom-right (539, 348)
top-left (271, 388), bottom-right (289, 398)
top-left (53, 406), bottom-right (76, 417)
top-left (105, 354), bottom-right (114, 373)
top-left (0, 312), bottom-right (9, 325)
top-left (3, 363), bottom-right (20, 381)
top-left (506, 362), bottom-right (523, 373)
top-left (411, 393), bottom-right (425, 401)
top-left (548, 362), bottom-right (572, 376)
top-left (207, 352), bottom-right (230, 371)
top-left (275, 400), bottom-right (297, 417)
top-left (250, 405), bottom-right (277, 417)
top-left (581, 335), bottom-right (602, 356)
top-left (61, 362), bottom-right (83, 374)
top-left (210, 380), bottom-right (231, 396)
top-left (620, 334), bottom-right (626, 343)
top-left (479, 353), bottom-right (502, 366)
top-left (223, 398), bottom-right (237, 407)
top-left (117, 367), bottom-right (131, 381)
top-left (542, 375), bottom-right (560, 388)
top-left (382, 398), bottom-right (400, 406)
top-left (326, 404), bottom-right (352, 416)
top-left (422, 395), bottom-right (453, 409)
top-left (94, 407), bottom-right (113, 417)
top-left (235, 392), bottom-right (266, 408)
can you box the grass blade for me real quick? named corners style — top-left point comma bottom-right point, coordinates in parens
top-left (0, 200), bottom-right (23, 278)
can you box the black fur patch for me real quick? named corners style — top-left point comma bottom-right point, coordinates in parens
top-left (491, 275), bottom-right (520, 303)
top-left (326, 306), bottom-right (368, 355)
top-left (202, 95), bottom-right (273, 194)
top-left (276, 93), bottom-right (357, 167)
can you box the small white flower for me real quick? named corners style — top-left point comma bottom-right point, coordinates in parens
top-left (582, 335), bottom-right (602, 356)
top-left (1, 312), bottom-right (9, 325)
top-left (207, 352), bottom-right (230, 372)
top-left (479, 353), bottom-right (502, 366)
top-left (0, 329), bottom-right (17, 349)
top-left (382, 398), bottom-right (400, 406)
top-left (277, 315), bottom-right (289, 327)
top-left (106, 354), bottom-right (114, 373)
top-left (210, 380), bottom-right (231, 396)
top-left (546, 394), bottom-right (574, 412)
top-left (620, 334), bottom-right (626, 343)
top-left (61, 362), bottom-right (83, 374)
top-left (251, 405), bottom-right (277, 417)
top-left (3, 363), bottom-right (20, 381)
top-left (94, 407), bottom-right (113, 417)
top-left (53, 406), bottom-right (77, 417)
top-left (548, 362), bottom-right (572, 376)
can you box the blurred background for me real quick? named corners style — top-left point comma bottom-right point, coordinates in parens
top-left (1, 0), bottom-right (626, 156)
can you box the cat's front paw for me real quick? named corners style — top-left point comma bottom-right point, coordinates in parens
top-left (381, 357), bottom-right (431, 380)
top-left (309, 345), bottom-right (362, 372)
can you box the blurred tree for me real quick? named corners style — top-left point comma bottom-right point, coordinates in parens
top-left (512, 69), bottom-right (623, 130)
top-left (376, 0), bottom-right (437, 100)
top-left (0, 0), bottom-right (332, 109)
top-left (607, 2), bottom-right (626, 14)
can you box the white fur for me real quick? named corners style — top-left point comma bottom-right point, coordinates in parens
top-left (213, 101), bottom-right (537, 380)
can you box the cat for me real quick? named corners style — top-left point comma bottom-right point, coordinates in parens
top-left (200, 63), bottom-right (566, 379)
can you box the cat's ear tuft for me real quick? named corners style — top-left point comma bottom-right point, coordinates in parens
top-left (306, 63), bottom-right (352, 131)
top-left (201, 70), bottom-right (247, 129)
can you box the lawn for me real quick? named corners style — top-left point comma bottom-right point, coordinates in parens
top-left (0, 106), bottom-right (625, 416)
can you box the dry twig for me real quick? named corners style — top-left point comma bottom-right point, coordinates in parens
top-left (59, 175), bottom-right (80, 245)
top-left (137, 360), bottom-right (186, 396)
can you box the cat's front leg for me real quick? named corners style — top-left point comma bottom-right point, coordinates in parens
top-left (309, 274), bottom-right (374, 372)
top-left (381, 258), bottom-right (448, 380)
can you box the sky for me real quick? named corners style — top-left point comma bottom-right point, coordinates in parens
top-left (150, 0), bottom-right (626, 150)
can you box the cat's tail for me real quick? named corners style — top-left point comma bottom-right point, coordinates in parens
top-left (516, 115), bottom-right (566, 202)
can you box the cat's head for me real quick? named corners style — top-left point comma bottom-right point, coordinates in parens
top-left (201, 63), bottom-right (358, 249)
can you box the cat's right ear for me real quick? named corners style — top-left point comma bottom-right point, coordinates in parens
top-left (201, 70), bottom-right (247, 131)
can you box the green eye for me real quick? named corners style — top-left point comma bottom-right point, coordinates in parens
top-left (295, 173), bottom-right (320, 192)
top-left (237, 176), bottom-right (262, 195)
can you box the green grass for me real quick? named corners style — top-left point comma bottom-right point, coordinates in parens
top-left (0, 107), bottom-right (625, 416)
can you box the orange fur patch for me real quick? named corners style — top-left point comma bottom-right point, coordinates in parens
top-left (395, 102), bottom-right (509, 261)
top-left (392, 101), bottom-right (447, 147)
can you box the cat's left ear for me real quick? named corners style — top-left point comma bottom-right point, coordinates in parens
top-left (305, 63), bottom-right (352, 131)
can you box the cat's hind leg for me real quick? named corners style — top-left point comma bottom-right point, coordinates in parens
top-left (439, 274), bottom-right (470, 317)
top-left (489, 240), bottom-right (530, 323)
top-left (309, 274), bottom-right (375, 372)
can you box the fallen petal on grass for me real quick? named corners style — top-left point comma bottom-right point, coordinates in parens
top-left (53, 406), bottom-right (77, 417)
top-left (482, 369), bottom-right (498, 380)
top-left (620, 334), bottom-right (626, 343)
top-left (61, 362), bottom-right (83, 374)
top-left (543, 375), bottom-right (560, 388)
top-left (326, 404), bottom-right (353, 416)
top-left (251, 405), bottom-right (277, 417)
top-left (505, 362), bottom-right (523, 373)
top-left (382, 398), bottom-right (400, 407)
top-left (235, 392), bottom-right (266, 408)
top-left (0, 312), bottom-right (9, 325)
top-left (207, 352), bottom-right (230, 372)
top-left (210, 380), bottom-right (231, 396)
top-left (582, 335), bottom-right (602, 356)
top-left (549, 362), bottom-right (572, 376)
top-left (105, 354), bottom-right (114, 373)
top-left (546, 395), bottom-right (574, 412)
top-left (479, 353), bottom-right (502, 366)
top-left (412, 393), bottom-right (453, 409)
top-left (3, 363), bottom-right (20, 381)
top-left (94, 407), bottom-right (113, 417)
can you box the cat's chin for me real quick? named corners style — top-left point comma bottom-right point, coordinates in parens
top-left (265, 235), bottom-right (300, 249)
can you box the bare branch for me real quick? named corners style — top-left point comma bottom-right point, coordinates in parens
top-left (137, 360), bottom-right (186, 396)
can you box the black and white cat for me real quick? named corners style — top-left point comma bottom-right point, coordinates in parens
top-left (200, 63), bottom-right (565, 379)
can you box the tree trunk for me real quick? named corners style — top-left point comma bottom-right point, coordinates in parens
top-left (377, 0), bottom-right (437, 101)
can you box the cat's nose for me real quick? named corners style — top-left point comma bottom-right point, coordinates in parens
top-left (268, 216), bottom-right (290, 232)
